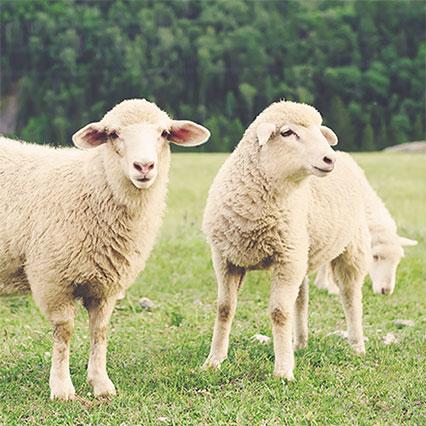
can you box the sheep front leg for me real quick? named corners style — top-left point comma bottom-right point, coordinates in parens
top-left (204, 249), bottom-right (245, 369)
top-left (85, 296), bottom-right (117, 397)
top-left (270, 266), bottom-right (306, 381)
top-left (293, 277), bottom-right (309, 351)
top-left (49, 307), bottom-right (76, 400)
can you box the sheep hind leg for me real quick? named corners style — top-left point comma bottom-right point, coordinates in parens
top-left (203, 249), bottom-right (245, 370)
top-left (314, 264), bottom-right (339, 294)
top-left (332, 248), bottom-right (368, 355)
top-left (314, 265), bottom-right (329, 290)
top-left (84, 296), bottom-right (117, 398)
top-left (326, 266), bottom-right (340, 295)
top-left (293, 277), bottom-right (309, 351)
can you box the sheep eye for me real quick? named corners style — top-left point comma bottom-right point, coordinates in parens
top-left (161, 130), bottom-right (170, 139)
top-left (281, 129), bottom-right (295, 138)
top-left (373, 255), bottom-right (380, 261)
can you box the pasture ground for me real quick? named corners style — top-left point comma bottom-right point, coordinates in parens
top-left (0, 153), bottom-right (425, 425)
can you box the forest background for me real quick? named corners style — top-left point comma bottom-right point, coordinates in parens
top-left (1, 0), bottom-right (425, 151)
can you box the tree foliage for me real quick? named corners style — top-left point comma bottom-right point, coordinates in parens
top-left (1, 0), bottom-right (425, 151)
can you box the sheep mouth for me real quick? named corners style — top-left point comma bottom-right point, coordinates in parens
top-left (312, 166), bottom-right (333, 173)
top-left (136, 177), bottom-right (152, 183)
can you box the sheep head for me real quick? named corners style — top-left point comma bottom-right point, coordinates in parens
top-left (370, 235), bottom-right (417, 295)
top-left (72, 99), bottom-right (210, 189)
top-left (251, 101), bottom-right (338, 182)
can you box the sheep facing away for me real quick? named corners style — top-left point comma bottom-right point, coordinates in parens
top-left (314, 156), bottom-right (417, 295)
top-left (202, 100), bottom-right (371, 380)
top-left (0, 99), bottom-right (210, 400)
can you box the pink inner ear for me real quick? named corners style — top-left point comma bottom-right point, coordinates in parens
top-left (84, 128), bottom-right (117, 146)
top-left (86, 129), bottom-right (106, 145)
top-left (170, 126), bottom-right (191, 143)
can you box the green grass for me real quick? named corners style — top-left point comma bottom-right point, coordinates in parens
top-left (1, 153), bottom-right (425, 425)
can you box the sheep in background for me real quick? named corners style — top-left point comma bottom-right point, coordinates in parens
top-left (202, 100), bottom-right (371, 380)
top-left (315, 153), bottom-right (417, 296)
top-left (0, 99), bottom-right (210, 400)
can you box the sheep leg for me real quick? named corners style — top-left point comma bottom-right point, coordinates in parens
top-left (48, 306), bottom-right (76, 400)
top-left (315, 264), bottom-right (339, 294)
top-left (26, 271), bottom-right (76, 400)
top-left (332, 247), bottom-right (368, 355)
top-left (203, 249), bottom-right (245, 369)
top-left (270, 266), bottom-right (306, 381)
top-left (85, 296), bottom-right (117, 397)
top-left (293, 277), bottom-right (309, 351)
top-left (314, 265), bottom-right (329, 289)
top-left (325, 263), bottom-right (340, 294)
top-left (336, 275), bottom-right (364, 354)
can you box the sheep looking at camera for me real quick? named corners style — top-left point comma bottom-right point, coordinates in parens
top-left (202, 100), bottom-right (371, 380)
top-left (0, 99), bottom-right (210, 400)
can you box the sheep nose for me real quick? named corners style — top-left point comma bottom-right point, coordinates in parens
top-left (133, 161), bottom-right (155, 175)
top-left (323, 155), bottom-right (335, 166)
top-left (381, 287), bottom-right (390, 295)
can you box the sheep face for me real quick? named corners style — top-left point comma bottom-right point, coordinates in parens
top-left (256, 122), bottom-right (338, 181)
top-left (116, 120), bottom-right (210, 189)
top-left (370, 236), bottom-right (417, 295)
top-left (72, 114), bottom-right (210, 190)
top-left (113, 123), bottom-right (166, 189)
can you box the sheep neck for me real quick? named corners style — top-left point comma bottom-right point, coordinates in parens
top-left (233, 140), bottom-right (308, 217)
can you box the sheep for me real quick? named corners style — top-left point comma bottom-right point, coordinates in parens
top-left (0, 99), bottom-right (210, 400)
top-left (315, 153), bottom-right (417, 295)
top-left (202, 100), bottom-right (371, 380)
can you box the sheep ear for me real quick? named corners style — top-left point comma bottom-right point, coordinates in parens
top-left (398, 236), bottom-right (418, 247)
top-left (168, 120), bottom-right (210, 147)
top-left (72, 122), bottom-right (120, 149)
top-left (257, 122), bottom-right (276, 146)
top-left (320, 126), bottom-right (338, 146)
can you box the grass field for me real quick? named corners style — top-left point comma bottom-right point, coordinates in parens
top-left (0, 153), bottom-right (425, 425)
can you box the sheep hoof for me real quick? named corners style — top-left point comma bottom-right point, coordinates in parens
top-left (351, 342), bottom-right (366, 355)
top-left (294, 340), bottom-right (307, 351)
top-left (273, 369), bottom-right (295, 381)
top-left (50, 380), bottom-right (76, 401)
top-left (202, 355), bottom-right (225, 370)
top-left (90, 377), bottom-right (117, 398)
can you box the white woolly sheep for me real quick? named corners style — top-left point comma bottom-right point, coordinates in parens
top-left (202, 100), bottom-right (371, 380)
top-left (315, 153), bottom-right (417, 296)
top-left (0, 99), bottom-right (210, 400)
